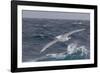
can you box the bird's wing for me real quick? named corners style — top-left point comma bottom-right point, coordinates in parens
top-left (63, 28), bottom-right (85, 37)
top-left (40, 39), bottom-right (58, 53)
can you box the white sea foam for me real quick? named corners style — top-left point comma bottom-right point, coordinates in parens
top-left (67, 42), bottom-right (88, 56)
top-left (33, 42), bottom-right (89, 61)
top-left (46, 53), bottom-right (66, 59)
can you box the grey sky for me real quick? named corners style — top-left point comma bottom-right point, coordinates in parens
top-left (22, 10), bottom-right (90, 20)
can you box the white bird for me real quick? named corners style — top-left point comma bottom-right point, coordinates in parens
top-left (40, 28), bottom-right (85, 53)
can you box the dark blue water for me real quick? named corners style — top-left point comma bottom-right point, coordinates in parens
top-left (22, 18), bottom-right (90, 62)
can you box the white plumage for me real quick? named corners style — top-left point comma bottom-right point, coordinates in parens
top-left (40, 28), bottom-right (85, 53)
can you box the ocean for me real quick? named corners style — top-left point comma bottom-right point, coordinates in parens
top-left (22, 18), bottom-right (90, 62)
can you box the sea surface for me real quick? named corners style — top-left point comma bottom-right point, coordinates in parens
top-left (22, 18), bottom-right (90, 62)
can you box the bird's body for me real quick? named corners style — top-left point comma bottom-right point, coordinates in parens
top-left (56, 35), bottom-right (71, 42)
top-left (40, 28), bottom-right (85, 53)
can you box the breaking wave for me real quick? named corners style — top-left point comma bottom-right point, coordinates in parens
top-left (67, 43), bottom-right (88, 56)
top-left (33, 42), bottom-right (89, 62)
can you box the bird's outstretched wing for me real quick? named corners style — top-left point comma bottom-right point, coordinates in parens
top-left (63, 28), bottom-right (85, 37)
top-left (40, 39), bottom-right (58, 53)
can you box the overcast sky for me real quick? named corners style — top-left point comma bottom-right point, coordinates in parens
top-left (22, 10), bottom-right (90, 20)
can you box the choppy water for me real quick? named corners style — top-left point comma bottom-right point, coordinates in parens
top-left (22, 18), bottom-right (90, 62)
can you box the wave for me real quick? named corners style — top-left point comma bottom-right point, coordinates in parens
top-left (33, 42), bottom-right (89, 61)
top-left (67, 43), bottom-right (88, 56)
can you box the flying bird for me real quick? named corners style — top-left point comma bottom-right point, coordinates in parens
top-left (40, 28), bottom-right (85, 53)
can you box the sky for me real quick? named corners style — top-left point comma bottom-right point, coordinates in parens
top-left (22, 10), bottom-right (90, 20)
